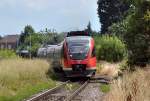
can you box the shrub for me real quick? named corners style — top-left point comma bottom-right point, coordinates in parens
top-left (95, 35), bottom-right (126, 62)
top-left (0, 50), bottom-right (17, 59)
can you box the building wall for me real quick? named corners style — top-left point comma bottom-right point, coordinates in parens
top-left (0, 43), bottom-right (17, 50)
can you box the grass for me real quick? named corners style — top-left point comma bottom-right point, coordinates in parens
top-left (0, 50), bottom-right (18, 59)
top-left (100, 84), bottom-right (110, 93)
top-left (0, 58), bottom-right (56, 101)
top-left (103, 68), bottom-right (150, 101)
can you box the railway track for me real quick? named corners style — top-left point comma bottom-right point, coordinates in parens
top-left (26, 80), bottom-right (70, 101)
top-left (25, 80), bottom-right (89, 101)
top-left (65, 80), bottom-right (89, 101)
top-left (65, 76), bottom-right (111, 101)
top-left (25, 76), bottom-right (111, 101)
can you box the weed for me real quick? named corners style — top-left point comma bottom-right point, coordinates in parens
top-left (100, 84), bottom-right (110, 93)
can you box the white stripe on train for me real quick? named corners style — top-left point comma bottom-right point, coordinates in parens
top-left (62, 67), bottom-right (96, 71)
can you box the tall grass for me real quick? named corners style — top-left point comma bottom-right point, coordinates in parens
top-left (0, 58), bottom-right (56, 101)
top-left (96, 61), bottom-right (120, 77)
top-left (103, 68), bottom-right (150, 101)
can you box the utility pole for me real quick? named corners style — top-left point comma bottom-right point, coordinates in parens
top-left (30, 33), bottom-right (31, 59)
top-left (5, 40), bottom-right (7, 49)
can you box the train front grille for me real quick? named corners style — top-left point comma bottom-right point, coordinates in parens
top-left (72, 64), bottom-right (86, 72)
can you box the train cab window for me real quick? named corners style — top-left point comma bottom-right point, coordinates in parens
top-left (67, 40), bottom-right (90, 60)
top-left (92, 47), bottom-right (96, 57)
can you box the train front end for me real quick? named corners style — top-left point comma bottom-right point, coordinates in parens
top-left (62, 36), bottom-right (96, 77)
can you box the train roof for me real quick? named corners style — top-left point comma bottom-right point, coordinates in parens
top-left (65, 36), bottom-right (92, 42)
top-left (67, 31), bottom-right (90, 37)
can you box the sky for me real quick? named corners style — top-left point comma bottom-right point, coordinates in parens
top-left (0, 0), bottom-right (100, 36)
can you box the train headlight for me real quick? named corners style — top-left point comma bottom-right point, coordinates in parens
top-left (69, 54), bottom-right (72, 57)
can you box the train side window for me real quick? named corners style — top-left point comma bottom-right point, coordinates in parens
top-left (92, 47), bottom-right (96, 57)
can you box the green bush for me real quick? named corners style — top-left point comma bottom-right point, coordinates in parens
top-left (95, 35), bottom-right (126, 62)
top-left (0, 50), bottom-right (17, 59)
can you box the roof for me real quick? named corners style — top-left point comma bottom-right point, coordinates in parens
top-left (66, 36), bottom-right (92, 42)
top-left (0, 35), bottom-right (19, 43)
top-left (67, 31), bottom-right (90, 37)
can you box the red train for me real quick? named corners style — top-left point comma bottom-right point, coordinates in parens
top-left (51, 31), bottom-right (97, 77)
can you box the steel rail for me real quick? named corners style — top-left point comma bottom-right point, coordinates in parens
top-left (90, 75), bottom-right (112, 84)
top-left (65, 80), bottom-right (89, 101)
top-left (26, 80), bottom-right (70, 101)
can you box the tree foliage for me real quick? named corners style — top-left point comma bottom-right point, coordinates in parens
top-left (123, 0), bottom-right (150, 66)
top-left (19, 25), bottom-right (35, 45)
top-left (97, 0), bottom-right (129, 34)
top-left (18, 26), bottom-right (64, 57)
top-left (86, 21), bottom-right (92, 34)
top-left (108, 16), bottom-right (129, 39)
top-left (39, 29), bottom-right (64, 45)
top-left (97, 0), bottom-right (150, 66)
top-left (25, 33), bottom-right (42, 56)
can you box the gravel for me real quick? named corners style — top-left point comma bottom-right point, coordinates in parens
top-left (72, 83), bottom-right (104, 101)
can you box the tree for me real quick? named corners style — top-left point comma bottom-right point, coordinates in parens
top-left (25, 33), bottom-right (42, 57)
top-left (108, 18), bottom-right (129, 39)
top-left (87, 21), bottom-right (92, 34)
top-left (39, 28), bottom-right (60, 45)
top-left (18, 25), bottom-right (37, 57)
top-left (0, 35), bottom-right (2, 39)
top-left (19, 25), bottom-right (35, 45)
top-left (123, 0), bottom-right (150, 66)
top-left (97, 0), bottom-right (129, 34)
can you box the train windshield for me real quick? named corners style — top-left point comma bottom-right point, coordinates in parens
top-left (67, 40), bottom-right (90, 60)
